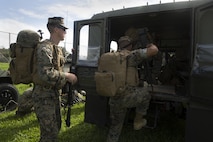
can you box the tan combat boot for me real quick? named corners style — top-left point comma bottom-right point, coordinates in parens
top-left (133, 112), bottom-right (147, 130)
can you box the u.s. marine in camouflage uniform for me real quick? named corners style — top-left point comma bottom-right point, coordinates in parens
top-left (32, 17), bottom-right (77, 142)
top-left (107, 36), bottom-right (158, 142)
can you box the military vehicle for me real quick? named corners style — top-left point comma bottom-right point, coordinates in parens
top-left (0, 69), bottom-right (19, 112)
top-left (71, 0), bottom-right (213, 142)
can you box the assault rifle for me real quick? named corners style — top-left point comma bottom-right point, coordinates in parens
top-left (62, 62), bottom-right (75, 127)
top-left (62, 81), bottom-right (73, 127)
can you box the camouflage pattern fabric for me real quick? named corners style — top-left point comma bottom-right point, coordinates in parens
top-left (16, 87), bottom-right (34, 116)
top-left (33, 39), bottom-right (66, 88)
top-left (107, 48), bottom-right (151, 142)
top-left (32, 86), bottom-right (61, 142)
top-left (107, 86), bottom-right (150, 142)
top-left (32, 40), bottom-right (67, 142)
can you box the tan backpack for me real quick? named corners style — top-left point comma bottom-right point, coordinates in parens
top-left (95, 50), bottom-right (130, 96)
top-left (8, 30), bottom-right (41, 84)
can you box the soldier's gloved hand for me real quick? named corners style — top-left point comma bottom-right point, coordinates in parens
top-left (65, 72), bottom-right (78, 85)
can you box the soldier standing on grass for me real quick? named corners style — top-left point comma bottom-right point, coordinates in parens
top-left (107, 36), bottom-right (158, 142)
top-left (32, 17), bottom-right (77, 142)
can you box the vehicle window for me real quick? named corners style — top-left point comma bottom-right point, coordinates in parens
top-left (77, 24), bottom-right (101, 66)
top-left (78, 25), bottom-right (89, 60)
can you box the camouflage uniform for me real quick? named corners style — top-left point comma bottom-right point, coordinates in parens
top-left (16, 87), bottom-right (34, 116)
top-left (16, 48), bottom-right (71, 117)
top-left (107, 47), bottom-right (151, 142)
top-left (32, 38), bottom-right (67, 142)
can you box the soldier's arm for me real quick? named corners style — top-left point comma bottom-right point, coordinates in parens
top-left (64, 72), bottom-right (77, 85)
top-left (131, 43), bottom-right (158, 59)
top-left (146, 43), bottom-right (158, 57)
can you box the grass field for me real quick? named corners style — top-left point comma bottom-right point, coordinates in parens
top-left (0, 104), bottom-right (185, 142)
top-left (0, 62), bottom-right (185, 142)
top-left (0, 62), bottom-right (9, 70)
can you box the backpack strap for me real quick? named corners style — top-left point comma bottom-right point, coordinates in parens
top-left (53, 45), bottom-right (59, 70)
top-left (120, 50), bottom-right (131, 87)
top-left (41, 40), bottom-right (59, 70)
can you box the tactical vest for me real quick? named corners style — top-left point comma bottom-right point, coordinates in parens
top-left (52, 44), bottom-right (65, 72)
top-left (33, 40), bottom-right (65, 87)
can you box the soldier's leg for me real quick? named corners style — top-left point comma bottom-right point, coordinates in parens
top-left (107, 98), bottom-right (127, 142)
top-left (135, 86), bottom-right (151, 116)
top-left (119, 86), bottom-right (151, 130)
top-left (33, 97), bottom-right (59, 142)
top-left (134, 86), bottom-right (151, 130)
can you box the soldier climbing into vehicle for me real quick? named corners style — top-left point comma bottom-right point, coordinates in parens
top-left (107, 33), bottom-right (159, 142)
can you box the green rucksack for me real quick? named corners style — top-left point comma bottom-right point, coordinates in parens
top-left (9, 30), bottom-right (41, 84)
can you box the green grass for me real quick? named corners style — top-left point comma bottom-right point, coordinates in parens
top-left (0, 62), bottom-right (185, 141)
top-left (0, 62), bottom-right (9, 70)
top-left (0, 104), bottom-right (185, 142)
top-left (0, 103), bottom-right (95, 142)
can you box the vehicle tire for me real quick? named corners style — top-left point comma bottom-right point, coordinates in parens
top-left (0, 83), bottom-right (19, 111)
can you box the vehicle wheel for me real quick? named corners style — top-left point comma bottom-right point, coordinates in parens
top-left (0, 83), bottom-right (19, 111)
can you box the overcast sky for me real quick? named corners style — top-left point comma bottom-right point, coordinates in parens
top-left (0, 0), bottom-right (189, 52)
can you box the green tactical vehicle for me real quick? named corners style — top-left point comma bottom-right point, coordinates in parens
top-left (0, 69), bottom-right (19, 112)
top-left (71, 0), bottom-right (213, 142)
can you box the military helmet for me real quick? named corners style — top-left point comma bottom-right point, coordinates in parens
top-left (16, 30), bottom-right (40, 47)
top-left (125, 27), bottom-right (139, 42)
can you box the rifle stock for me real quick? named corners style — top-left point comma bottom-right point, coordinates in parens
top-left (65, 82), bottom-right (73, 127)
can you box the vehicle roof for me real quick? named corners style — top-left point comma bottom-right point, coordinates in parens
top-left (91, 0), bottom-right (211, 19)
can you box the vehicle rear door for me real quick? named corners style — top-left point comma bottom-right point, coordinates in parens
top-left (72, 19), bottom-right (110, 126)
